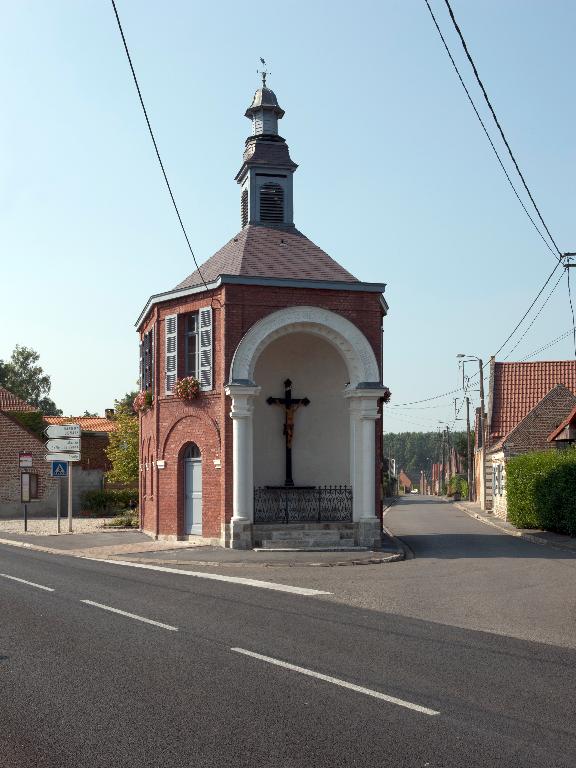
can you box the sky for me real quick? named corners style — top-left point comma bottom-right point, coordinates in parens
top-left (1, 1), bottom-right (574, 431)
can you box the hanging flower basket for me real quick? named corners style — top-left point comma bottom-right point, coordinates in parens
top-left (382, 387), bottom-right (392, 404)
top-left (133, 390), bottom-right (154, 413)
top-left (174, 376), bottom-right (201, 401)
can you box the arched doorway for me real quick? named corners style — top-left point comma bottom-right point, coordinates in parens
top-left (183, 443), bottom-right (202, 535)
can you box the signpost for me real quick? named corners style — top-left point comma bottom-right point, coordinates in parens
top-left (44, 425), bottom-right (81, 533)
top-left (19, 452), bottom-right (33, 468)
top-left (45, 452), bottom-right (81, 463)
top-left (46, 438), bottom-right (81, 453)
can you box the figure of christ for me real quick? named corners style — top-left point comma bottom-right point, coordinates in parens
top-left (267, 378), bottom-right (310, 487)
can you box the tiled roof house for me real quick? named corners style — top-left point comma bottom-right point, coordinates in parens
top-left (483, 360), bottom-right (576, 520)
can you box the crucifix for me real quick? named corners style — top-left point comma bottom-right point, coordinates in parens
top-left (267, 378), bottom-right (310, 487)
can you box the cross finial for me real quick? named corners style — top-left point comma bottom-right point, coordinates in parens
top-left (257, 57), bottom-right (268, 88)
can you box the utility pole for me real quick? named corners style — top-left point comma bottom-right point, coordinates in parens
top-left (478, 358), bottom-right (485, 448)
top-left (438, 427), bottom-right (448, 496)
top-left (466, 396), bottom-right (472, 501)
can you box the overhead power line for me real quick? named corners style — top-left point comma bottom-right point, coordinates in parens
top-left (522, 325), bottom-right (576, 361)
top-left (503, 270), bottom-right (564, 360)
top-left (110, 0), bottom-right (209, 291)
top-left (423, 0), bottom-right (560, 261)
top-left (442, 0), bottom-right (563, 262)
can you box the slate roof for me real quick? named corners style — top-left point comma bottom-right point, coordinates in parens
top-left (44, 416), bottom-right (116, 433)
top-left (490, 361), bottom-right (576, 441)
top-left (0, 387), bottom-right (36, 412)
top-left (174, 224), bottom-right (359, 290)
top-left (489, 384), bottom-right (576, 454)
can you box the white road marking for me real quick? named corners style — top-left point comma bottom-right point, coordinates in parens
top-left (0, 573), bottom-right (54, 592)
top-left (83, 558), bottom-right (331, 596)
top-left (231, 648), bottom-right (440, 716)
top-left (80, 599), bottom-right (178, 631)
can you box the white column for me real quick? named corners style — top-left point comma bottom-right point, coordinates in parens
top-left (345, 389), bottom-right (385, 521)
top-left (225, 385), bottom-right (261, 533)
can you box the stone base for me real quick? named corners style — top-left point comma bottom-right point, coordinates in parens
top-left (355, 518), bottom-right (382, 549)
top-left (222, 519), bottom-right (253, 549)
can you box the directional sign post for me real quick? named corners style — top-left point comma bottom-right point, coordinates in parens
top-left (44, 425), bottom-right (81, 439)
top-left (46, 438), bottom-right (81, 453)
top-left (44, 424), bottom-right (81, 533)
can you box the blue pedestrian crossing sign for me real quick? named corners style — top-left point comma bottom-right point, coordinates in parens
top-left (50, 461), bottom-right (68, 478)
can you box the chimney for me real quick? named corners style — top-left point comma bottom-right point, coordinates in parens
top-left (105, 408), bottom-right (114, 420)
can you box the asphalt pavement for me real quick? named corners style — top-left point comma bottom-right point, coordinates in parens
top-left (1, 499), bottom-right (576, 767)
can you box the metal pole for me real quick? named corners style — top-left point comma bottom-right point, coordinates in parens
top-left (478, 358), bottom-right (485, 448)
top-left (56, 478), bottom-right (61, 534)
top-left (24, 502), bottom-right (28, 532)
top-left (68, 462), bottom-right (73, 533)
top-left (466, 396), bottom-right (472, 501)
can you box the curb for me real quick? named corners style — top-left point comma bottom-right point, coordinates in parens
top-left (0, 535), bottom-right (404, 568)
top-left (453, 503), bottom-right (576, 554)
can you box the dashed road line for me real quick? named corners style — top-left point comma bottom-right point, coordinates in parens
top-left (80, 599), bottom-right (179, 631)
top-left (0, 573), bottom-right (55, 592)
top-left (84, 558), bottom-right (331, 596)
top-left (231, 647), bottom-right (440, 716)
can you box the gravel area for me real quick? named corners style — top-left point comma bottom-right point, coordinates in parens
top-left (0, 517), bottom-right (121, 536)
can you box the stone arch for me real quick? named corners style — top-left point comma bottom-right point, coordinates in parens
top-left (229, 306), bottom-right (380, 389)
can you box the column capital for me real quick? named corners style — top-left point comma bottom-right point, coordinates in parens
top-left (225, 384), bottom-right (261, 419)
top-left (344, 387), bottom-right (385, 420)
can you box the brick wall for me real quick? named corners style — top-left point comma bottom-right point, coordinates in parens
top-left (0, 412), bottom-right (57, 517)
top-left (139, 283), bottom-right (384, 539)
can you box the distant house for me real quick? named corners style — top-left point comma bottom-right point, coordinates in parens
top-left (0, 387), bottom-right (56, 517)
top-left (44, 415), bottom-right (116, 511)
top-left (487, 384), bottom-right (576, 519)
top-left (398, 470), bottom-right (413, 493)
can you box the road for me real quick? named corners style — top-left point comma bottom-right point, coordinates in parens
top-left (1, 497), bottom-right (575, 766)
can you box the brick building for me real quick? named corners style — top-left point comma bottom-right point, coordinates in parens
top-left (0, 387), bottom-right (56, 517)
top-left (476, 359), bottom-right (576, 517)
top-left (136, 80), bottom-right (389, 548)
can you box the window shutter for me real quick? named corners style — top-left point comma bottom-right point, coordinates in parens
top-left (150, 325), bottom-right (155, 393)
top-left (139, 340), bottom-right (143, 390)
top-left (199, 306), bottom-right (213, 390)
top-left (165, 314), bottom-right (178, 395)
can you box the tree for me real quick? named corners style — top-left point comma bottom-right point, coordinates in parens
top-left (115, 390), bottom-right (140, 414)
top-left (83, 410), bottom-right (98, 417)
top-left (105, 404), bottom-right (139, 486)
top-left (0, 345), bottom-right (62, 415)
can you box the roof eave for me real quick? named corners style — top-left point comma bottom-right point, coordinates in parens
top-left (136, 275), bottom-right (388, 330)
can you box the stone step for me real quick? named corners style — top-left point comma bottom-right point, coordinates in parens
top-left (258, 538), bottom-right (358, 550)
top-left (254, 522), bottom-right (355, 532)
top-left (267, 529), bottom-right (343, 542)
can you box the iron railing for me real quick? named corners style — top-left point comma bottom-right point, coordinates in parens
top-left (254, 486), bottom-right (353, 524)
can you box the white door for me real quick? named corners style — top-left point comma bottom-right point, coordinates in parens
top-left (184, 457), bottom-right (202, 535)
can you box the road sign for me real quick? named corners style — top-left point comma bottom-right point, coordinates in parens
top-left (44, 424), bottom-right (81, 439)
top-left (19, 452), bottom-right (33, 468)
top-left (45, 452), bottom-right (80, 462)
top-left (45, 438), bottom-right (81, 452)
top-left (50, 461), bottom-right (68, 478)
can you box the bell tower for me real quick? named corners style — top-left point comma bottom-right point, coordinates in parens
top-left (235, 75), bottom-right (298, 228)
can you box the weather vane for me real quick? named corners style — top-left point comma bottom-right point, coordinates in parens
top-left (257, 57), bottom-right (269, 87)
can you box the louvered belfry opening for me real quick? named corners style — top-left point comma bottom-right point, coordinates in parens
top-left (259, 183), bottom-right (284, 223)
top-left (241, 189), bottom-right (248, 227)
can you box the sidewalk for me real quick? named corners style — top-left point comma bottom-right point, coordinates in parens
top-left (454, 501), bottom-right (576, 553)
top-left (0, 526), bottom-right (404, 568)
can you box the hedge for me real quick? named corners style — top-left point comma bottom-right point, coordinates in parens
top-left (447, 474), bottom-right (468, 499)
top-left (506, 450), bottom-right (576, 535)
top-left (81, 489), bottom-right (138, 513)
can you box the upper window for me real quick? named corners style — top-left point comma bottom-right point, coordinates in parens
top-left (141, 329), bottom-right (154, 392)
top-left (184, 312), bottom-right (199, 378)
top-left (259, 182), bottom-right (284, 223)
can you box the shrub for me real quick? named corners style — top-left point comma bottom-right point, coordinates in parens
top-left (106, 514), bottom-right (139, 528)
top-left (447, 474), bottom-right (468, 499)
top-left (81, 489), bottom-right (139, 514)
top-left (507, 450), bottom-right (576, 534)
